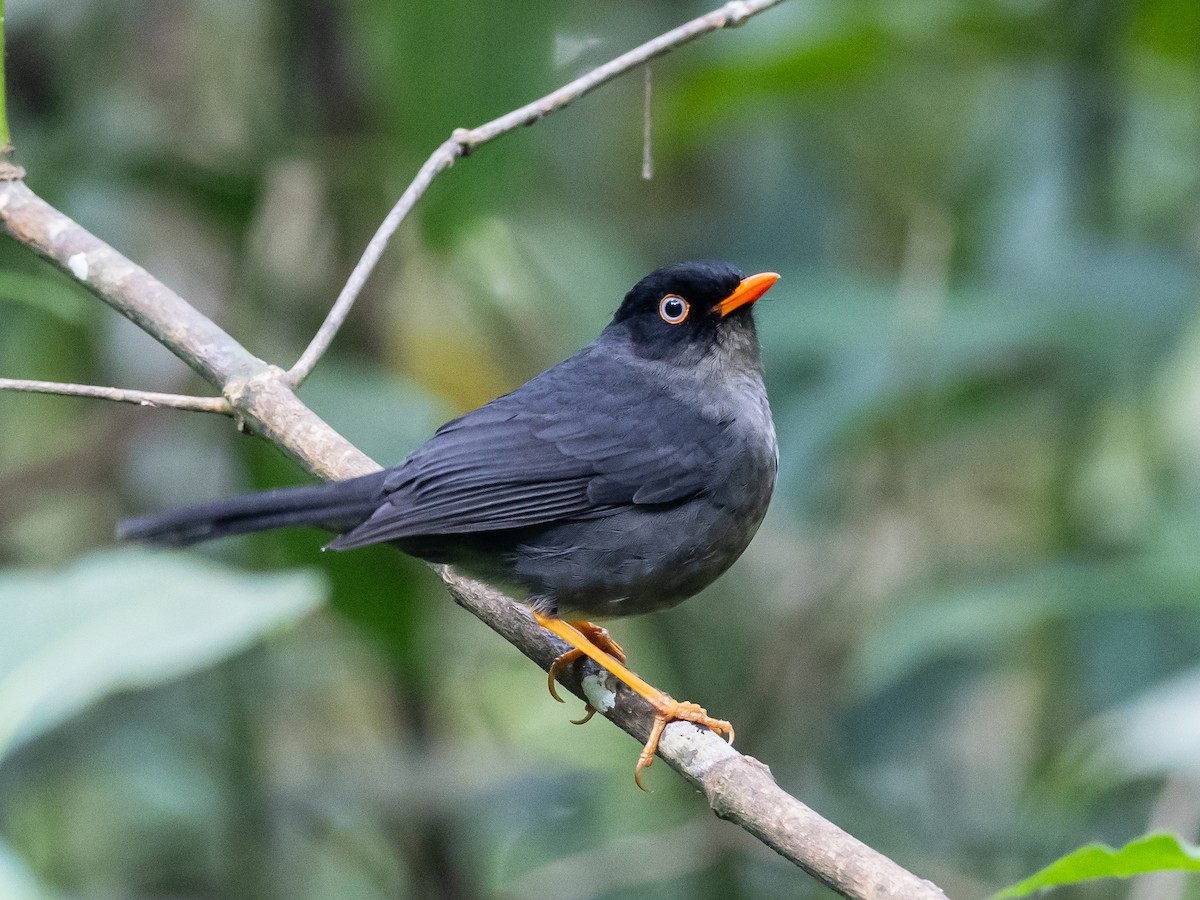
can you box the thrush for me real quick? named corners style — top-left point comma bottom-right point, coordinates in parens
top-left (120, 260), bottom-right (780, 788)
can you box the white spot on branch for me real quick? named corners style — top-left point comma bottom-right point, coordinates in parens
top-left (582, 671), bottom-right (618, 714)
top-left (68, 252), bottom-right (89, 281)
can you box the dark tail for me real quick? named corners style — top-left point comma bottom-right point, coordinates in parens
top-left (117, 471), bottom-right (389, 547)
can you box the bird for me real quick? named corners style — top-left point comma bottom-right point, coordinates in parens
top-left (119, 260), bottom-right (780, 788)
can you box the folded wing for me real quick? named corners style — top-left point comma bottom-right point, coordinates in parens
top-left (326, 352), bottom-right (725, 550)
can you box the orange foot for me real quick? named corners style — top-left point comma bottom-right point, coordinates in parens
top-left (546, 621), bottom-right (627, 724)
top-left (532, 610), bottom-right (735, 791)
top-left (636, 698), bottom-right (733, 791)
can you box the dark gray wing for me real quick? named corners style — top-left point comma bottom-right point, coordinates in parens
top-left (326, 343), bottom-right (727, 550)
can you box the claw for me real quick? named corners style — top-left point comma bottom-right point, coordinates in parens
top-left (633, 700), bottom-right (734, 791)
top-left (546, 648), bottom-right (584, 703)
top-left (634, 715), bottom-right (668, 792)
top-left (570, 705), bottom-right (596, 725)
top-left (532, 611), bottom-right (735, 789)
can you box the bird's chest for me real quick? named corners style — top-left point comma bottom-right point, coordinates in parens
top-left (585, 373), bottom-right (777, 615)
top-left (690, 368), bottom-right (777, 504)
top-left (700, 376), bottom-right (778, 554)
top-left (504, 356), bottom-right (778, 617)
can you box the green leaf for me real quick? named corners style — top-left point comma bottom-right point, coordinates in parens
top-left (994, 833), bottom-right (1200, 898)
top-left (0, 549), bottom-right (326, 763)
top-left (0, 272), bottom-right (91, 324)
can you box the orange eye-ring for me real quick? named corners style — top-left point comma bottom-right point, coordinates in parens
top-left (658, 294), bottom-right (689, 324)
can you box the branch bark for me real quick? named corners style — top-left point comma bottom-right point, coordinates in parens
top-left (0, 6), bottom-right (948, 897)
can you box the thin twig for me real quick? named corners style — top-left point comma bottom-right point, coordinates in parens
top-left (286, 0), bottom-right (787, 386)
top-left (0, 179), bottom-right (374, 481)
top-left (0, 377), bottom-right (231, 413)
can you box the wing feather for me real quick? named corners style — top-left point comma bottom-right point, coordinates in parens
top-left (328, 345), bottom-right (727, 550)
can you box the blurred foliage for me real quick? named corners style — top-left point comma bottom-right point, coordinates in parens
top-left (0, 0), bottom-right (1199, 898)
top-left (0, 549), bottom-right (325, 764)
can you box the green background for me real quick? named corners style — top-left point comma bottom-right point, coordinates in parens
top-left (1, 1), bottom-right (1199, 897)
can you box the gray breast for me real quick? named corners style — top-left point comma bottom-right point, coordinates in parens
top-left (516, 355), bottom-right (777, 618)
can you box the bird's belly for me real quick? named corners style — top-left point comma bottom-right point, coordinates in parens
top-left (396, 401), bottom-right (778, 618)
top-left (511, 466), bottom-right (774, 618)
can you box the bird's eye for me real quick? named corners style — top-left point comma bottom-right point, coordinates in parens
top-left (658, 294), bottom-right (689, 324)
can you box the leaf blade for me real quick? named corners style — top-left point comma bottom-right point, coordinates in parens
top-left (994, 833), bottom-right (1200, 898)
top-left (0, 549), bottom-right (327, 762)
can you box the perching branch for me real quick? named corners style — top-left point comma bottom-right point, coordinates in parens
top-left (285, 0), bottom-right (788, 387)
top-left (0, 4), bottom-right (947, 898)
top-left (0, 378), bottom-right (231, 413)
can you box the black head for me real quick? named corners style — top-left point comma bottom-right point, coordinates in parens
top-left (609, 261), bottom-right (779, 363)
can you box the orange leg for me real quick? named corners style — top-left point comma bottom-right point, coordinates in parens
top-left (546, 621), bottom-right (627, 724)
top-left (532, 610), bottom-right (734, 791)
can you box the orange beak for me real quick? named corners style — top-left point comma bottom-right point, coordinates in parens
top-left (712, 272), bottom-right (780, 318)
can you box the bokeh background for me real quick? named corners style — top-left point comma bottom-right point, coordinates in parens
top-left (2, 1), bottom-right (1199, 898)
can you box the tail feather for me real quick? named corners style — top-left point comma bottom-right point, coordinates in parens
top-left (117, 471), bottom-right (389, 547)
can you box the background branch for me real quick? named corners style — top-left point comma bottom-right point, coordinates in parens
top-left (286, 0), bottom-right (787, 386)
